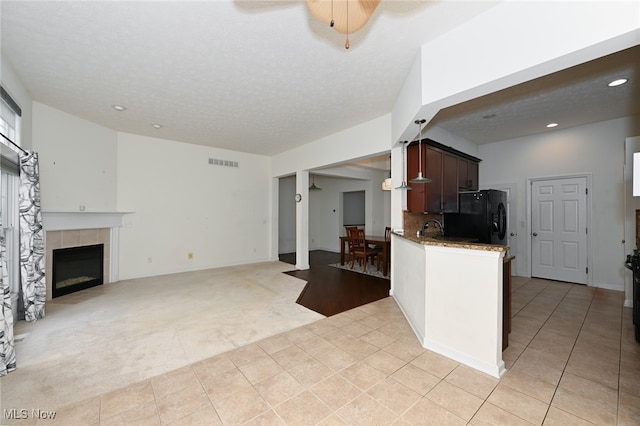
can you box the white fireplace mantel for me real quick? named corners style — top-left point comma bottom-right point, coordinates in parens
top-left (42, 211), bottom-right (133, 231)
top-left (42, 211), bottom-right (133, 284)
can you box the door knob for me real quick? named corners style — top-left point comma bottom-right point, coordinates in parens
top-left (532, 232), bottom-right (538, 236)
top-left (510, 232), bottom-right (516, 237)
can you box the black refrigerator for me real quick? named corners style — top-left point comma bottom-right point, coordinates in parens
top-left (444, 189), bottom-right (507, 245)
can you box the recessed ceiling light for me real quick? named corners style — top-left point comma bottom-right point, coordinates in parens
top-left (546, 122), bottom-right (558, 128)
top-left (608, 78), bottom-right (628, 87)
top-left (151, 123), bottom-right (162, 129)
top-left (112, 105), bottom-right (127, 111)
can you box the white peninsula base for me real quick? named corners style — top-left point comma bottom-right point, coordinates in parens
top-left (391, 233), bottom-right (507, 378)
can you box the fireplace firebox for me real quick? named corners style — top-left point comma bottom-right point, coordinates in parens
top-left (52, 244), bottom-right (104, 298)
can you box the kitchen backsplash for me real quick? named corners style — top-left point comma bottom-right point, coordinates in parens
top-left (403, 211), bottom-right (444, 238)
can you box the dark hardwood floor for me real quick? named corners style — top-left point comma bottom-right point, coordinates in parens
top-left (280, 250), bottom-right (390, 317)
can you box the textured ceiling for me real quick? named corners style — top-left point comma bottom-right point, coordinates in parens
top-left (1, 1), bottom-right (637, 159)
top-left (0, 0), bottom-right (495, 156)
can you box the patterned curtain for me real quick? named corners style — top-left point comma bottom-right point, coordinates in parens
top-left (19, 151), bottom-right (45, 322)
top-left (0, 171), bottom-right (17, 375)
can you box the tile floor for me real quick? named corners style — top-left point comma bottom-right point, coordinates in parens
top-left (3, 269), bottom-right (640, 425)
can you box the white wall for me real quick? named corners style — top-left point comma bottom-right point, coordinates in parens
top-left (117, 132), bottom-right (272, 280)
top-left (32, 102), bottom-right (118, 212)
top-left (272, 114), bottom-right (392, 177)
top-left (1, 53), bottom-right (33, 149)
top-left (28, 101), bottom-right (276, 281)
top-left (480, 116), bottom-right (640, 291)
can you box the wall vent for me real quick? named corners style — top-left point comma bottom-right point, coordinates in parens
top-left (208, 158), bottom-right (238, 168)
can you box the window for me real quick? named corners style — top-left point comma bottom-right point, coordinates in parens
top-left (1, 169), bottom-right (20, 302)
top-left (0, 87), bottom-right (21, 147)
top-left (0, 100), bottom-right (18, 142)
top-left (0, 86), bottom-right (22, 317)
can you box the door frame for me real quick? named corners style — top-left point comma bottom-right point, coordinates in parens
top-left (526, 173), bottom-right (593, 286)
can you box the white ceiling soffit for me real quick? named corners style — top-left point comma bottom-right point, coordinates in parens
top-left (430, 45), bottom-right (640, 145)
top-left (0, 0), bottom-right (495, 156)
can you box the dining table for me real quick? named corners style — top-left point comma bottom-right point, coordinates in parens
top-left (339, 234), bottom-right (390, 277)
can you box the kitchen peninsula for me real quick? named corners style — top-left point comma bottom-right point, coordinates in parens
top-left (391, 231), bottom-right (508, 378)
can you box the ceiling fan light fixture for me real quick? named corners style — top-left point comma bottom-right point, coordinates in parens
top-left (306, 0), bottom-right (381, 49)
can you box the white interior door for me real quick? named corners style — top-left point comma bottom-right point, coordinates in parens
top-left (531, 177), bottom-right (588, 284)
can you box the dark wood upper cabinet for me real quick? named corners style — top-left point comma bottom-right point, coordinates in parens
top-left (442, 152), bottom-right (459, 212)
top-left (424, 146), bottom-right (443, 213)
top-left (458, 157), bottom-right (479, 191)
top-left (406, 139), bottom-right (481, 213)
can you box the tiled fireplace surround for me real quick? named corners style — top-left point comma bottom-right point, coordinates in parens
top-left (42, 212), bottom-right (128, 300)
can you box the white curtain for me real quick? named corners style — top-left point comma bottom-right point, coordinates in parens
top-left (0, 170), bottom-right (16, 376)
top-left (19, 151), bottom-right (45, 322)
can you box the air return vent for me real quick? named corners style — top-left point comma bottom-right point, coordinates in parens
top-left (208, 158), bottom-right (238, 168)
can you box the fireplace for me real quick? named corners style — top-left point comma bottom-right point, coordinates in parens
top-left (52, 244), bottom-right (104, 298)
top-left (43, 211), bottom-right (131, 301)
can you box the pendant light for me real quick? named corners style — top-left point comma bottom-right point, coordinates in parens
top-left (382, 154), bottom-right (391, 191)
top-left (409, 119), bottom-right (432, 184)
top-left (309, 174), bottom-right (322, 190)
top-left (395, 141), bottom-right (412, 190)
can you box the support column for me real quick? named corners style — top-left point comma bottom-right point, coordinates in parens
top-left (295, 170), bottom-right (310, 270)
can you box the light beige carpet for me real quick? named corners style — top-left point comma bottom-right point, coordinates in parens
top-left (1, 261), bottom-right (324, 413)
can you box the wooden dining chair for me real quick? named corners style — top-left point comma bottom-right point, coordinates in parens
top-left (344, 226), bottom-right (359, 264)
top-left (349, 228), bottom-right (378, 272)
top-left (377, 226), bottom-right (392, 273)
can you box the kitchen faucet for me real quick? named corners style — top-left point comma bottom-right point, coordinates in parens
top-left (423, 219), bottom-right (444, 236)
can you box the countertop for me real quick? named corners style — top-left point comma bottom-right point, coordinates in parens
top-left (393, 232), bottom-right (509, 253)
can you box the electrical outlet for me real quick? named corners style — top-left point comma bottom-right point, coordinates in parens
top-left (188, 252), bottom-right (193, 259)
